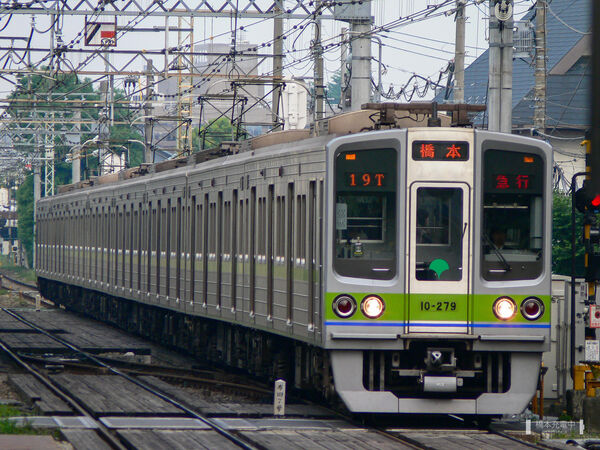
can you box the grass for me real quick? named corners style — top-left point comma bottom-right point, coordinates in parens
top-left (0, 256), bottom-right (36, 284)
top-left (0, 405), bottom-right (49, 435)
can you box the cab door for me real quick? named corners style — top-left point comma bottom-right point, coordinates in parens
top-left (407, 182), bottom-right (471, 333)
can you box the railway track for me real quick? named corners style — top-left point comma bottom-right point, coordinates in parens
top-left (0, 294), bottom-right (414, 449)
top-left (0, 273), bottom-right (561, 449)
top-left (0, 307), bottom-right (260, 449)
top-left (0, 271), bottom-right (37, 291)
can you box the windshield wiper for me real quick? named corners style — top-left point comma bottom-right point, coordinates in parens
top-left (482, 232), bottom-right (511, 272)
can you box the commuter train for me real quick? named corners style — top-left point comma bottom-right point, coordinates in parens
top-left (36, 108), bottom-right (552, 417)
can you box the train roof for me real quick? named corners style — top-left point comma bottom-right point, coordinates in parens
top-left (54, 103), bottom-right (476, 196)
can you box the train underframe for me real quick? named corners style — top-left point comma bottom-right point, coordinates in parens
top-left (38, 277), bottom-right (540, 416)
top-left (37, 277), bottom-right (334, 402)
top-left (331, 346), bottom-right (541, 414)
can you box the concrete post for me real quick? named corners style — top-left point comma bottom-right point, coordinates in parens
top-left (144, 61), bottom-right (154, 163)
top-left (272, 7), bottom-right (284, 130)
top-left (533, 0), bottom-right (546, 132)
top-left (313, 0), bottom-right (324, 120)
top-left (488, 0), bottom-right (501, 131)
top-left (500, 8), bottom-right (513, 133)
top-left (340, 27), bottom-right (349, 111)
top-left (350, 21), bottom-right (371, 111)
top-left (72, 107), bottom-right (81, 183)
top-left (454, 0), bottom-right (466, 103)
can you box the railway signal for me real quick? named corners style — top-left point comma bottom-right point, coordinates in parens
top-left (574, 181), bottom-right (600, 282)
top-left (575, 183), bottom-right (600, 214)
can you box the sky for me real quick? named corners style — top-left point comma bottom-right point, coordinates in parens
top-left (0, 0), bottom-right (537, 106)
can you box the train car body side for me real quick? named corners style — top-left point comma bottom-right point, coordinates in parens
top-left (35, 128), bottom-right (552, 416)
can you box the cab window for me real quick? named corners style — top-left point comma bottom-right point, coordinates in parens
top-left (482, 149), bottom-right (544, 281)
top-left (334, 148), bottom-right (396, 280)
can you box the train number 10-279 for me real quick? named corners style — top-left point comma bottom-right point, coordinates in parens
top-left (420, 301), bottom-right (457, 311)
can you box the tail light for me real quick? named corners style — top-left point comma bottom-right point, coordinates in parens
top-left (521, 297), bottom-right (544, 320)
top-left (493, 296), bottom-right (516, 321)
top-left (333, 295), bottom-right (357, 318)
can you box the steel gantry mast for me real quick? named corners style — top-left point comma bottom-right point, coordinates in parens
top-left (0, 1), bottom-right (378, 188)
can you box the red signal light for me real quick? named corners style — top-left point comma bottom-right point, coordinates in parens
top-left (592, 195), bottom-right (600, 207)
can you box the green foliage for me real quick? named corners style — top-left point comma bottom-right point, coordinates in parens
top-left (0, 255), bottom-right (36, 283)
top-left (552, 191), bottom-right (584, 276)
top-left (8, 71), bottom-right (98, 163)
top-left (197, 117), bottom-right (245, 150)
top-left (558, 411), bottom-right (572, 421)
top-left (16, 176), bottom-right (33, 268)
top-left (8, 70), bottom-right (143, 185)
top-left (326, 69), bottom-right (342, 106)
top-left (108, 125), bottom-right (144, 168)
top-left (0, 404), bottom-right (47, 435)
top-left (0, 405), bottom-right (26, 418)
top-left (9, 73), bottom-right (144, 267)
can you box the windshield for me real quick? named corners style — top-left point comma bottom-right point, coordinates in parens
top-left (482, 149), bottom-right (544, 281)
top-left (334, 148), bottom-right (397, 280)
top-left (415, 187), bottom-right (464, 281)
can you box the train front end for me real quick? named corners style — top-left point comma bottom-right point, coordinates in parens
top-left (324, 128), bottom-right (552, 415)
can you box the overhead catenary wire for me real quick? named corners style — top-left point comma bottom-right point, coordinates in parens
top-left (0, 0), bottom-right (488, 172)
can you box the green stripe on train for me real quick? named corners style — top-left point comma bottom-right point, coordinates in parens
top-left (324, 292), bottom-right (551, 323)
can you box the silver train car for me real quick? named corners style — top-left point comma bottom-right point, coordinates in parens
top-left (36, 121), bottom-right (552, 417)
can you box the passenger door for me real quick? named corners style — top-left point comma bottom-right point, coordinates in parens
top-left (407, 182), bottom-right (471, 333)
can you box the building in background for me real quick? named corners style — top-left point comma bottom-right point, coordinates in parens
top-left (438, 0), bottom-right (591, 188)
top-left (156, 42), bottom-right (273, 149)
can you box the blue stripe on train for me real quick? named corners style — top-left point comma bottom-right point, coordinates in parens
top-left (325, 321), bottom-right (551, 328)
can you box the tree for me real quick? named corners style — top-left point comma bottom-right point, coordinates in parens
top-left (197, 117), bottom-right (246, 150)
top-left (10, 72), bottom-right (144, 267)
top-left (16, 175), bottom-right (33, 268)
top-left (552, 191), bottom-right (584, 276)
top-left (326, 69), bottom-right (342, 106)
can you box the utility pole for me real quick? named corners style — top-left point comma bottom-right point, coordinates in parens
top-left (71, 105), bottom-right (81, 183)
top-left (272, 5), bottom-right (284, 131)
top-left (44, 11), bottom-right (57, 196)
top-left (313, 0), bottom-right (324, 121)
top-left (340, 27), bottom-right (349, 111)
top-left (98, 55), bottom-right (112, 175)
top-left (488, 0), bottom-right (500, 131)
top-left (591, 0), bottom-right (600, 194)
top-left (350, 18), bottom-right (372, 111)
top-left (533, 0), bottom-right (546, 132)
top-left (144, 61), bottom-right (154, 163)
top-left (98, 78), bottom-right (109, 175)
top-left (28, 20), bottom-right (39, 269)
top-left (500, 1), bottom-right (513, 133)
top-left (454, 0), bottom-right (466, 103)
top-left (488, 0), bottom-right (513, 133)
top-left (177, 16), bottom-right (194, 155)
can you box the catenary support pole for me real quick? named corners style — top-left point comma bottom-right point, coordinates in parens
top-left (533, 0), bottom-right (546, 132)
top-left (454, 0), bottom-right (466, 103)
top-left (144, 61), bottom-right (154, 164)
top-left (350, 20), bottom-right (371, 111)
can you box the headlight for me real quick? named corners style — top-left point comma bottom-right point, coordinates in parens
top-left (493, 296), bottom-right (516, 321)
top-left (521, 297), bottom-right (544, 320)
top-left (332, 295), bottom-right (357, 318)
top-left (361, 295), bottom-right (385, 319)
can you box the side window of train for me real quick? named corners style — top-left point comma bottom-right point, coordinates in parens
top-left (482, 149), bottom-right (544, 281)
top-left (334, 148), bottom-right (397, 280)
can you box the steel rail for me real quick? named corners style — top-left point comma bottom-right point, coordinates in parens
top-left (489, 427), bottom-right (549, 449)
top-left (0, 272), bottom-right (37, 290)
top-left (2, 307), bottom-right (258, 450)
top-left (0, 337), bottom-right (127, 449)
top-left (18, 355), bottom-right (275, 396)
